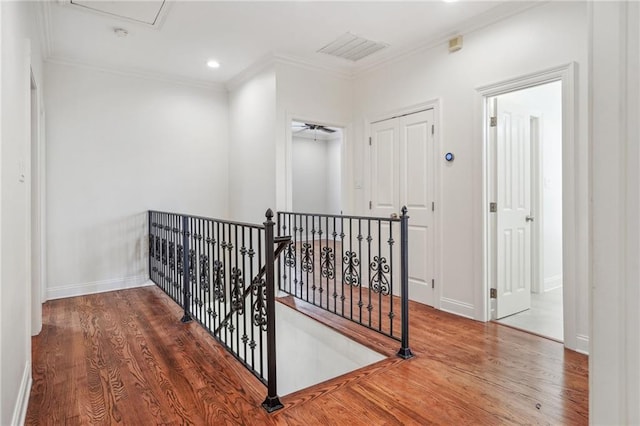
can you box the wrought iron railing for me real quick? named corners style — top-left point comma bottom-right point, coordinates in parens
top-left (276, 208), bottom-right (413, 359)
top-left (148, 209), bottom-right (288, 412)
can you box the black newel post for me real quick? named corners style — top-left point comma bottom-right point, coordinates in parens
top-left (397, 206), bottom-right (414, 359)
top-left (262, 209), bottom-right (283, 412)
top-left (148, 211), bottom-right (153, 281)
top-left (181, 215), bottom-right (192, 323)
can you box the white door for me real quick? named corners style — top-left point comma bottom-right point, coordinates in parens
top-left (495, 98), bottom-right (532, 318)
top-left (370, 109), bottom-right (435, 306)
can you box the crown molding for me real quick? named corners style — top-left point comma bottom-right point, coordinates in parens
top-left (353, 1), bottom-right (546, 77)
top-left (272, 53), bottom-right (355, 81)
top-left (45, 56), bottom-right (227, 92)
top-left (224, 53), bottom-right (277, 92)
top-left (36, 1), bottom-right (54, 59)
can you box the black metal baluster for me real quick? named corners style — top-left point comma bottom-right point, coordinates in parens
top-left (367, 219), bottom-right (372, 328)
top-left (288, 213), bottom-right (292, 295)
top-left (216, 221), bottom-right (222, 337)
top-left (358, 219), bottom-right (363, 324)
top-left (378, 219), bottom-right (383, 333)
top-left (234, 224), bottom-right (240, 357)
top-left (397, 207), bottom-right (413, 359)
top-left (241, 226), bottom-right (248, 364)
top-left (181, 215), bottom-right (191, 323)
top-left (389, 219), bottom-right (395, 338)
top-left (257, 228), bottom-right (264, 378)
top-left (248, 227), bottom-right (256, 371)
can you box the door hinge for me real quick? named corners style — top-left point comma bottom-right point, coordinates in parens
top-left (490, 288), bottom-right (497, 299)
top-left (431, 279), bottom-right (435, 289)
top-left (369, 137), bottom-right (372, 146)
top-left (490, 116), bottom-right (497, 127)
top-left (431, 124), bottom-right (434, 135)
top-left (369, 200), bottom-right (372, 210)
top-left (489, 202), bottom-right (497, 213)
top-left (431, 201), bottom-right (435, 212)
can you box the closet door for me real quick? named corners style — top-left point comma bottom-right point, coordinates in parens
top-left (370, 109), bottom-right (435, 306)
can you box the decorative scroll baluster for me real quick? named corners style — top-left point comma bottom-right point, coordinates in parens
top-left (199, 254), bottom-right (209, 291)
top-left (301, 242), bottom-right (314, 273)
top-left (252, 277), bottom-right (267, 331)
top-left (370, 256), bottom-right (390, 295)
top-left (320, 247), bottom-right (335, 279)
top-left (343, 251), bottom-right (361, 286)
top-left (230, 267), bottom-right (244, 314)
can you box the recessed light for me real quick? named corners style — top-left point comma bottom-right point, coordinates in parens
top-left (207, 60), bottom-right (220, 69)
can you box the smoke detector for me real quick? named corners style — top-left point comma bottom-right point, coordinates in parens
top-left (114, 28), bottom-right (129, 38)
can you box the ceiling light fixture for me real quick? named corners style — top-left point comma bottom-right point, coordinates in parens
top-left (206, 60), bottom-right (220, 69)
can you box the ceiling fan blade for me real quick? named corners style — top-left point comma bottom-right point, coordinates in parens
top-left (317, 126), bottom-right (336, 133)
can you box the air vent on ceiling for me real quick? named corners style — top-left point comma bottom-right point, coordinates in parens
top-left (68, 0), bottom-right (168, 28)
top-left (317, 32), bottom-right (389, 62)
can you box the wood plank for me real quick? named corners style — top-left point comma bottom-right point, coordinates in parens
top-left (26, 286), bottom-right (588, 425)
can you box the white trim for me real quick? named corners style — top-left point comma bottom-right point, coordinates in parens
top-left (47, 276), bottom-right (152, 300)
top-left (10, 361), bottom-right (32, 426)
top-left (45, 57), bottom-right (226, 92)
top-left (36, 1), bottom-right (54, 58)
top-left (576, 334), bottom-right (589, 355)
top-left (440, 297), bottom-right (475, 319)
top-left (273, 53), bottom-right (353, 81)
top-left (476, 63), bottom-right (581, 353)
top-left (544, 274), bottom-right (563, 292)
top-left (284, 112), bottom-right (351, 213)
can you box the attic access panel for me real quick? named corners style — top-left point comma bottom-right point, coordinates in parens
top-left (70, 1), bottom-right (167, 27)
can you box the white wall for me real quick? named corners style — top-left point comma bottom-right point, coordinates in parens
top-left (0, 1), bottom-right (45, 424)
top-left (326, 137), bottom-right (342, 214)
top-left (352, 2), bottom-right (589, 350)
top-left (292, 134), bottom-right (342, 214)
top-left (45, 62), bottom-right (229, 299)
top-left (590, 2), bottom-right (640, 424)
top-left (228, 66), bottom-right (276, 223)
top-left (292, 136), bottom-right (328, 213)
top-left (499, 81), bottom-right (563, 292)
top-left (275, 62), bottom-right (352, 213)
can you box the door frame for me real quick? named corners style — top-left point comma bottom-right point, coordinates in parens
top-left (284, 112), bottom-right (350, 213)
top-left (365, 99), bottom-right (441, 309)
top-left (477, 63), bottom-right (579, 350)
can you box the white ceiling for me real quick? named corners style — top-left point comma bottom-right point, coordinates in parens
top-left (43, 1), bottom-right (538, 88)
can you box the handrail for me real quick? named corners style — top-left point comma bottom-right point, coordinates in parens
top-left (149, 209), bottom-right (266, 230)
top-left (213, 235), bottom-right (291, 335)
top-left (277, 210), bottom-right (401, 222)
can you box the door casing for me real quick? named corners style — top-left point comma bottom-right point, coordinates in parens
top-left (477, 63), bottom-right (579, 351)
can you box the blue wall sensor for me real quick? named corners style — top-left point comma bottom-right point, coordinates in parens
top-left (445, 152), bottom-right (455, 162)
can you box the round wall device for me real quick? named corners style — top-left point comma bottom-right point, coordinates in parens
top-left (445, 152), bottom-right (455, 162)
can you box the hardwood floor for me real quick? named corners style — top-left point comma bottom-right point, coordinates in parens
top-left (27, 286), bottom-right (588, 425)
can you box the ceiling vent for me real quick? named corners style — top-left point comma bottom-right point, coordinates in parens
top-left (317, 32), bottom-right (389, 62)
top-left (67, 0), bottom-right (169, 28)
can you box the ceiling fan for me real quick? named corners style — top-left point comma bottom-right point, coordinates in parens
top-left (292, 123), bottom-right (337, 134)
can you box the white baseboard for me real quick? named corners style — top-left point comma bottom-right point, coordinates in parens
top-left (11, 361), bottom-right (32, 426)
top-left (575, 334), bottom-right (590, 355)
top-left (440, 297), bottom-right (475, 319)
top-left (544, 274), bottom-right (563, 292)
top-left (47, 275), bottom-right (152, 300)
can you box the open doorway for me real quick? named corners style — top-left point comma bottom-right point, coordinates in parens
top-left (291, 121), bottom-right (342, 214)
top-left (488, 81), bottom-right (564, 342)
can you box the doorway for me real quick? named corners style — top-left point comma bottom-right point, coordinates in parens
top-left (487, 81), bottom-right (564, 342)
top-left (291, 121), bottom-right (342, 214)
top-left (30, 69), bottom-right (44, 335)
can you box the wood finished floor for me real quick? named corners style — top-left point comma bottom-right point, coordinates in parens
top-left (27, 286), bottom-right (588, 425)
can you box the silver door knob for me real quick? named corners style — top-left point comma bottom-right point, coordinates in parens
top-left (390, 213), bottom-right (399, 219)
top-left (526, 215), bottom-right (535, 222)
